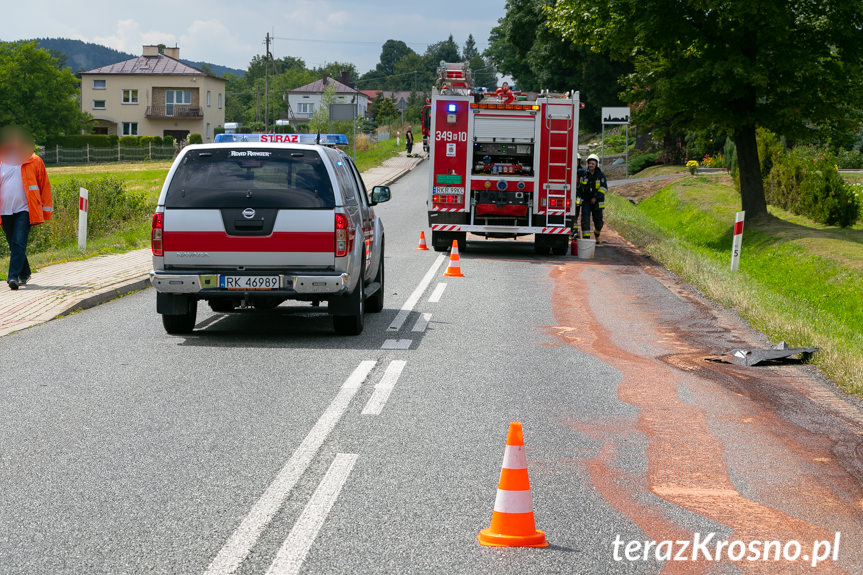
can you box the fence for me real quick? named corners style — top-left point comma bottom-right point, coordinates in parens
top-left (38, 143), bottom-right (178, 165)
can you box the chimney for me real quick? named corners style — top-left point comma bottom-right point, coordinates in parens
top-left (143, 45), bottom-right (159, 57)
top-left (163, 46), bottom-right (180, 59)
top-left (339, 70), bottom-right (351, 86)
top-left (322, 73), bottom-right (329, 86)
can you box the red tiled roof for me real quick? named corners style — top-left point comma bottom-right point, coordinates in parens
top-left (82, 54), bottom-right (218, 77)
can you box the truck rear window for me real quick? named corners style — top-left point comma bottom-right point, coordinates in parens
top-left (165, 148), bottom-right (335, 209)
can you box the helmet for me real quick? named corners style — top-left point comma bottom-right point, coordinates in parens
top-left (587, 153), bottom-right (600, 164)
top-left (577, 153), bottom-right (582, 159)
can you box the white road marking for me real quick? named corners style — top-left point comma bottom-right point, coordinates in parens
top-left (203, 361), bottom-right (376, 575)
top-left (381, 339), bottom-right (412, 350)
top-left (428, 282), bottom-right (447, 303)
top-left (388, 254), bottom-right (446, 332)
top-left (362, 360), bottom-right (408, 415)
top-left (411, 313), bottom-right (432, 333)
top-left (265, 453), bottom-right (359, 575)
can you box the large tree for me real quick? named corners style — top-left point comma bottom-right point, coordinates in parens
top-left (549, 0), bottom-right (863, 218)
top-left (486, 0), bottom-right (629, 131)
top-left (0, 41), bottom-right (88, 142)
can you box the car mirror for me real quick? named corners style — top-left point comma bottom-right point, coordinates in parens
top-left (371, 185), bottom-right (391, 204)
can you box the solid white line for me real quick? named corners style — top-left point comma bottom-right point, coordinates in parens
top-left (428, 282), bottom-right (447, 303)
top-left (362, 360), bottom-right (407, 415)
top-left (265, 453), bottom-right (359, 575)
top-left (411, 313), bottom-right (432, 333)
top-left (387, 254), bottom-right (446, 332)
top-left (203, 361), bottom-right (375, 575)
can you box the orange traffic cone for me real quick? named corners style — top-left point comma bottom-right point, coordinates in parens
top-left (478, 422), bottom-right (548, 547)
top-left (416, 231), bottom-right (429, 251)
top-left (443, 240), bottom-right (464, 277)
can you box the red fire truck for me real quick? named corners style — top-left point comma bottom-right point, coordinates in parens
top-left (426, 62), bottom-right (580, 254)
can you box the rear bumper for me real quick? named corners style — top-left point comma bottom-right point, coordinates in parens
top-left (149, 271), bottom-right (350, 296)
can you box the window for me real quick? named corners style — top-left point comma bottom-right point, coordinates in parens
top-left (165, 90), bottom-right (192, 116)
top-left (218, 93), bottom-right (222, 109)
top-left (122, 122), bottom-right (138, 136)
top-left (206, 123), bottom-right (211, 140)
top-left (207, 91), bottom-right (211, 107)
top-left (93, 79), bottom-right (106, 90)
top-left (122, 89), bottom-right (138, 104)
top-left (298, 103), bottom-right (315, 115)
top-left (93, 100), bottom-right (106, 110)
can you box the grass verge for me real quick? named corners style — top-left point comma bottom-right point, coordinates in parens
top-left (1, 139), bottom-right (402, 278)
top-left (606, 174), bottom-right (863, 394)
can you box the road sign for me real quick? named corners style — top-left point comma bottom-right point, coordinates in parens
top-left (601, 107), bottom-right (630, 125)
top-left (731, 211), bottom-right (745, 272)
top-left (329, 103), bottom-right (357, 122)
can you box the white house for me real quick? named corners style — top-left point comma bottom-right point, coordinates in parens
top-left (286, 75), bottom-right (368, 124)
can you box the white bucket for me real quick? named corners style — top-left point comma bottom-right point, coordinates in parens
top-left (577, 238), bottom-right (596, 259)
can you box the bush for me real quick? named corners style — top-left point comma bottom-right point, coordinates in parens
top-left (163, 136), bottom-right (174, 147)
top-left (18, 176), bottom-right (152, 256)
top-left (44, 135), bottom-right (113, 148)
top-left (139, 136), bottom-right (156, 147)
top-left (629, 152), bottom-right (660, 175)
top-left (188, 133), bottom-right (203, 145)
top-left (118, 136), bottom-right (139, 146)
top-left (765, 150), bottom-right (860, 227)
top-left (836, 148), bottom-right (863, 169)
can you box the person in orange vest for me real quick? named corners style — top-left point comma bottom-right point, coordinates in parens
top-left (0, 126), bottom-right (53, 290)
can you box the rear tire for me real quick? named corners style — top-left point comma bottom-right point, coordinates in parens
top-left (333, 276), bottom-right (365, 335)
top-left (366, 244), bottom-right (385, 313)
top-left (551, 236), bottom-right (569, 256)
top-left (162, 300), bottom-right (197, 334)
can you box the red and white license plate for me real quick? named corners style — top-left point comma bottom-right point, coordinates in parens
top-left (219, 276), bottom-right (280, 290)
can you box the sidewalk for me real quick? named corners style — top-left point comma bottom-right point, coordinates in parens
top-left (0, 152), bottom-right (424, 337)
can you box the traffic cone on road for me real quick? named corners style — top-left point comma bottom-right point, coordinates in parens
top-left (416, 231), bottom-right (429, 251)
top-left (478, 422), bottom-right (548, 547)
top-left (443, 240), bottom-right (465, 277)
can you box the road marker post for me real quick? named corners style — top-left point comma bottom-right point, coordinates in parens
top-left (730, 211), bottom-right (745, 272)
top-left (78, 188), bottom-right (89, 250)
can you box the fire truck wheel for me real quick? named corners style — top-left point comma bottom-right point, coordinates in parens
top-left (534, 244), bottom-right (551, 255)
top-left (431, 231), bottom-right (449, 252)
top-left (551, 236), bottom-right (570, 256)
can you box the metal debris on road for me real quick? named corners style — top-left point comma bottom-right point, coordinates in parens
top-left (725, 341), bottom-right (818, 366)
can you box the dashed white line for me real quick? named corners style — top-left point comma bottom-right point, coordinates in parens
top-left (411, 313), bottom-right (432, 333)
top-left (362, 360), bottom-right (407, 415)
top-left (428, 282), bottom-right (447, 303)
top-left (265, 453), bottom-right (359, 575)
top-left (203, 361), bottom-right (375, 575)
top-left (381, 339), bottom-right (412, 350)
top-left (388, 254), bottom-right (446, 332)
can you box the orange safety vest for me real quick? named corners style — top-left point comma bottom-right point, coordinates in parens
top-left (0, 153), bottom-right (53, 225)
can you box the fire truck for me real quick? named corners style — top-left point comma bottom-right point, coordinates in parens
top-left (426, 62), bottom-right (580, 255)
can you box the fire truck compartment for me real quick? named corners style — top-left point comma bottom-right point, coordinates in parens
top-left (472, 142), bottom-right (534, 176)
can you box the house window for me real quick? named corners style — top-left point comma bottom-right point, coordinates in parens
top-left (206, 123), bottom-right (212, 140)
top-left (165, 90), bottom-right (192, 116)
top-left (122, 89), bottom-right (138, 104)
top-left (298, 103), bottom-right (315, 114)
top-left (93, 100), bottom-right (106, 110)
top-left (207, 91), bottom-right (211, 107)
top-left (121, 122), bottom-right (138, 136)
top-left (218, 93), bottom-right (222, 109)
top-left (93, 79), bottom-right (106, 90)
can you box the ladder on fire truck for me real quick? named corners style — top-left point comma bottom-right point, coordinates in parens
top-left (437, 62), bottom-right (472, 95)
top-left (543, 96), bottom-right (574, 229)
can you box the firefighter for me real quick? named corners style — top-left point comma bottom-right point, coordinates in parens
top-left (576, 153), bottom-right (607, 242)
top-left (573, 153), bottom-right (584, 232)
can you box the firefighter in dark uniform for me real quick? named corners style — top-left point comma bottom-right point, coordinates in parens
top-left (573, 153), bottom-right (584, 230)
top-left (575, 153), bottom-right (607, 242)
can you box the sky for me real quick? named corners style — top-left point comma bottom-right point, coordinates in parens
top-left (0, 0), bottom-right (507, 74)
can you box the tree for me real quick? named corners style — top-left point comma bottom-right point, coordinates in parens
top-left (424, 35), bottom-right (461, 69)
top-left (463, 34), bottom-right (479, 61)
top-left (0, 41), bottom-right (88, 143)
top-left (549, 0), bottom-right (863, 218)
top-left (309, 82), bottom-right (337, 133)
top-left (372, 92), bottom-right (398, 124)
top-left (376, 40), bottom-right (414, 77)
top-left (486, 0), bottom-right (629, 131)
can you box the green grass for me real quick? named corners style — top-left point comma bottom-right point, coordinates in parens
top-left (606, 174), bottom-right (863, 394)
top-left (1, 141), bottom-right (402, 277)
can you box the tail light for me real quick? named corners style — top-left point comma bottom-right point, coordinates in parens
top-left (335, 213), bottom-right (350, 257)
top-left (151, 212), bottom-right (164, 256)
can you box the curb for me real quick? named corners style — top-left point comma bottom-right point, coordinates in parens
top-left (377, 157), bottom-right (424, 187)
top-left (56, 277), bottom-right (151, 318)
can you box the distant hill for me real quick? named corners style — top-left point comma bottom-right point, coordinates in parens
top-left (28, 38), bottom-right (245, 78)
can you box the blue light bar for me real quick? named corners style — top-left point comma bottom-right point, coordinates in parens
top-left (447, 104), bottom-right (457, 113)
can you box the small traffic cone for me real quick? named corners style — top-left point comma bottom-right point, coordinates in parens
top-left (443, 240), bottom-right (464, 277)
top-left (478, 422), bottom-right (548, 547)
top-left (416, 231), bottom-right (429, 251)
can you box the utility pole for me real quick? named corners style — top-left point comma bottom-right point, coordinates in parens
top-left (265, 33), bottom-right (271, 132)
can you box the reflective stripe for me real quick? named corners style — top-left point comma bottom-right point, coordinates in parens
top-left (493, 488), bottom-right (534, 514)
top-left (42, 206), bottom-right (54, 212)
top-left (501, 444), bottom-right (527, 470)
top-left (597, 203), bottom-right (605, 209)
top-left (28, 185), bottom-right (40, 191)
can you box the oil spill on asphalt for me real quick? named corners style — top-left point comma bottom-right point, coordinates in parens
top-left (547, 230), bottom-right (863, 574)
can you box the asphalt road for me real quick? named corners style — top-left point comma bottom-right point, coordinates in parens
top-left (2, 161), bottom-right (863, 574)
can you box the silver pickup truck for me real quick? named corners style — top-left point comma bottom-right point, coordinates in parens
top-left (149, 142), bottom-right (390, 335)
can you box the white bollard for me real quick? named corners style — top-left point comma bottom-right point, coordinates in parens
top-left (78, 187), bottom-right (89, 250)
top-left (730, 210), bottom-right (745, 272)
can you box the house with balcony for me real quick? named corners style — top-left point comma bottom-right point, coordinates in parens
top-left (80, 45), bottom-right (226, 142)
top-left (286, 75), bottom-right (368, 124)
